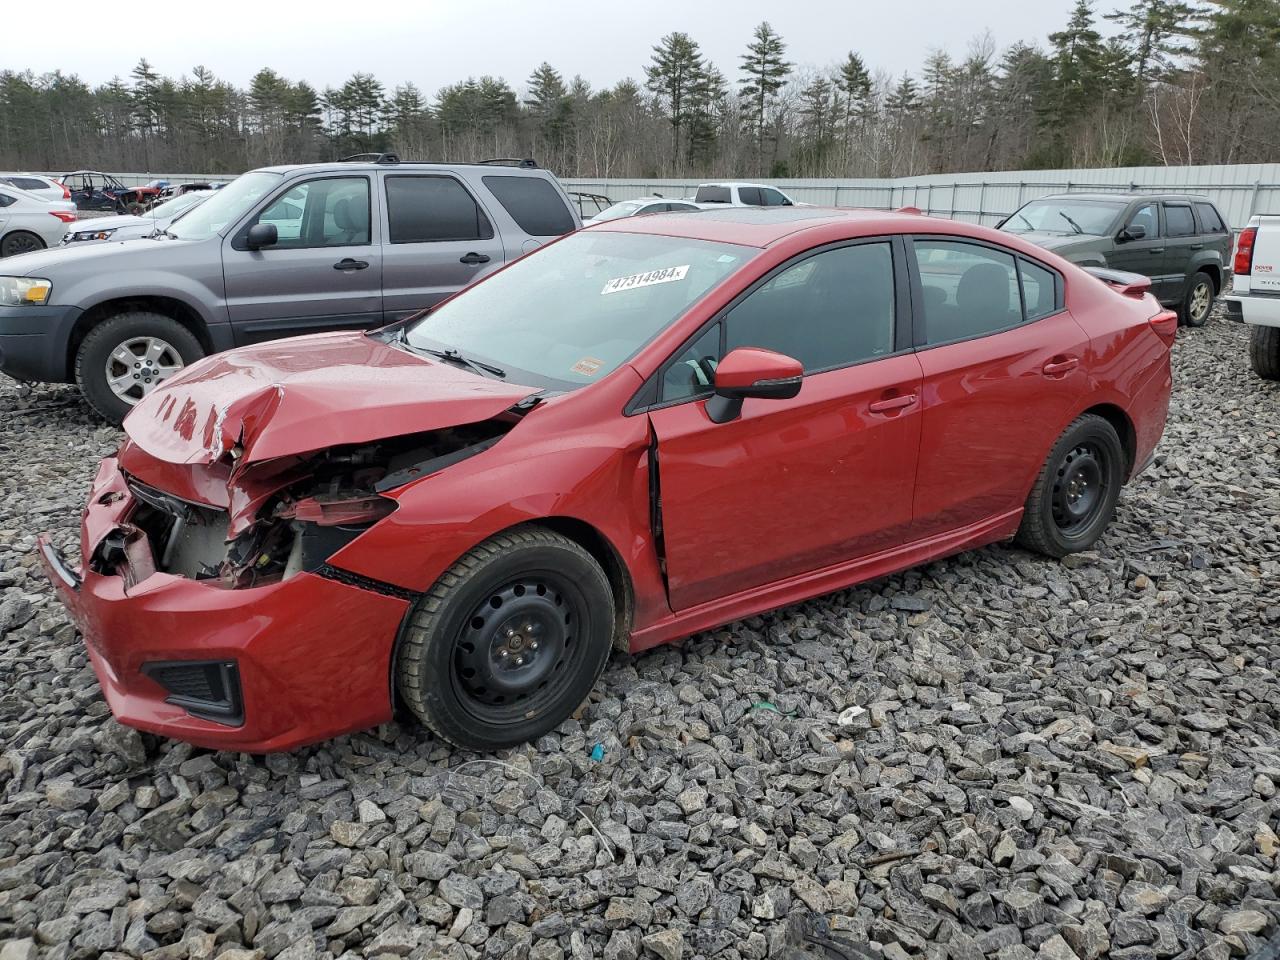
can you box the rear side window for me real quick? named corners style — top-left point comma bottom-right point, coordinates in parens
top-left (695, 185), bottom-right (731, 203)
top-left (738, 187), bottom-right (763, 205)
top-left (1165, 204), bottom-right (1196, 237)
top-left (1019, 260), bottom-right (1060, 320)
top-left (1194, 202), bottom-right (1227, 233)
top-left (9, 177), bottom-right (45, 190)
top-left (387, 176), bottom-right (493, 243)
top-left (481, 175), bottom-right (574, 236)
top-left (0, 193), bottom-right (14, 208)
top-left (914, 241), bottom-right (1022, 344)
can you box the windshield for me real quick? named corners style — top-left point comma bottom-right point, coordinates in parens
top-left (403, 230), bottom-right (754, 389)
top-left (167, 171), bottom-right (281, 241)
top-left (592, 201), bottom-right (646, 222)
top-left (1002, 199), bottom-right (1126, 236)
top-left (149, 192), bottom-right (209, 220)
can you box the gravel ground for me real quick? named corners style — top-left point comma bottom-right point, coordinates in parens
top-left (0, 311), bottom-right (1277, 960)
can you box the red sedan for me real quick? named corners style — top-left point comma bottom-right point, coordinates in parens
top-left (40, 208), bottom-right (1175, 752)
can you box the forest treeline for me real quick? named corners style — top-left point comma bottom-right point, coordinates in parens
top-left (0, 0), bottom-right (1277, 179)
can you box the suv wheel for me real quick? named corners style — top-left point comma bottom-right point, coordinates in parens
top-left (75, 312), bottom-right (204, 424)
top-left (396, 525), bottom-right (615, 751)
top-left (1180, 271), bottom-right (1215, 327)
top-left (1251, 325), bottom-right (1280, 381)
top-left (1, 231), bottom-right (45, 258)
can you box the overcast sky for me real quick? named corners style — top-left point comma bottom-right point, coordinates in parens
top-left (22, 0), bottom-right (1129, 95)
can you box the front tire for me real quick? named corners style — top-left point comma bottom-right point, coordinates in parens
top-left (1, 231), bottom-right (46, 258)
top-left (75, 312), bottom-right (204, 424)
top-left (1180, 270), bottom-right (1215, 327)
top-left (396, 525), bottom-right (615, 751)
top-left (1252, 325), bottom-right (1280, 380)
top-left (1016, 414), bottom-right (1126, 558)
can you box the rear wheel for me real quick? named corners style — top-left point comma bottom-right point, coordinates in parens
top-left (1251, 325), bottom-right (1280, 381)
top-left (1180, 270), bottom-right (1215, 327)
top-left (396, 525), bottom-right (615, 751)
top-left (75, 312), bottom-right (204, 424)
top-left (1016, 414), bottom-right (1126, 558)
top-left (1, 231), bottom-right (45, 258)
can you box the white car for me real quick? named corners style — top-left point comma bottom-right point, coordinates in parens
top-left (62, 190), bottom-right (212, 245)
top-left (1225, 214), bottom-right (1280, 380)
top-left (0, 187), bottom-right (77, 258)
top-left (0, 173), bottom-right (71, 204)
top-left (584, 196), bottom-right (702, 224)
top-left (693, 182), bottom-right (800, 207)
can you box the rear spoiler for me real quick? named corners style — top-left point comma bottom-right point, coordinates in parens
top-left (1084, 266), bottom-right (1152, 299)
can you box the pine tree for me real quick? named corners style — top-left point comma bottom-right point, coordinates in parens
top-left (738, 22), bottom-right (792, 174)
top-left (645, 32), bottom-right (708, 174)
top-left (1105, 0), bottom-right (1198, 85)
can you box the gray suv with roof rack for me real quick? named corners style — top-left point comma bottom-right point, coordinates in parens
top-left (999, 192), bottom-right (1232, 327)
top-left (0, 154), bottom-right (580, 422)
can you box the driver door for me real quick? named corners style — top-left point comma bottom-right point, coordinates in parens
top-left (1108, 202), bottom-right (1169, 297)
top-left (647, 240), bottom-right (923, 611)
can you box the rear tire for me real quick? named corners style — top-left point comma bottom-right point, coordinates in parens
top-left (75, 312), bottom-right (204, 424)
top-left (0, 231), bottom-right (46, 258)
top-left (1016, 414), bottom-right (1126, 558)
top-left (396, 525), bottom-right (615, 751)
top-left (1251, 325), bottom-right (1280, 381)
top-left (1179, 270), bottom-right (1214, 327)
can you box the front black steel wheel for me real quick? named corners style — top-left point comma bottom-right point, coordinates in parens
top-left (1017, 414), bottom-right (1126, 558)
top-left (396, 526), bottom-right (615, 750)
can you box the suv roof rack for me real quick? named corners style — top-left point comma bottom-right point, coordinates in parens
top-left (340, 152), bottom-right (400, 164)
top-left (478, 157), bottom-right (538, 169)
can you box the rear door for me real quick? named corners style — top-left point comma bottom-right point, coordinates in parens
top-left (1161, 202), bottom-right (1200, 303)
top-left (908, 237), bottom-right (1090, 539)
top-left (378, 173), bottom-right (506, 322)
top-left (648, 238), bottom-right (922, 610)
top-left (1194, 201), bottom-right (1233, 273)
top-left (222, 174), bottom-right (384, 344)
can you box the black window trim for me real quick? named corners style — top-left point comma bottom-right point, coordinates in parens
top-left (384, 172), bottom-right (495, 244)
top-left (626, 234), bottom-right (912, 416)
top-left (231, 173), bottom-right (373, 251)
top-left (904, 234), bottom-right (1066, 351)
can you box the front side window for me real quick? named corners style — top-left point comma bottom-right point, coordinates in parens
top-left (404, 231), bottom-right (753, 390)
top-left (761, 188), bottom-right (790, 206)
top-left (1165, 204), bottom-right (1196, 237)
top-left (169, 170), bottom-right (281, 241)
top-left (245, 176), bottom-right (369, 249)
top-left (387, 176), bottom-right (492, 243)
top-left (662, 323), bottom-right (721, 402)
top-left (1126, 203), bottom-right (1159, 238)
top-left (915, 241), bottom-right (1022, 344)
top-left (482, 175), bottom-right (575, 236)
top-left (723, 242), bottom-right (896, 372)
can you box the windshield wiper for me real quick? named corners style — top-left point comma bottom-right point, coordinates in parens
top-left (1058, 211), bottom-right (1084, 234)
top-left (419, 346), bottom-right (506, 379)
top-left (1013, 213), bottom-right (1034, 231)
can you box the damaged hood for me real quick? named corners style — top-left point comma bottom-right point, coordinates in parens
top-left (124, 331), bottom-right (538, 465)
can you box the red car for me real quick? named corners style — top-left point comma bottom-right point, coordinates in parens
top-left (40, 208), bottom-right (1176, 752)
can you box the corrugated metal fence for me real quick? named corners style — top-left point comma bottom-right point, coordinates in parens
top-left (67, 163), bottom-right (1280, 229)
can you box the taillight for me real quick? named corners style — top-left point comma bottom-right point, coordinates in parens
top-left (49, 211), bottom-right (77, 223)
top-left (1235, 226), bottom-right (1257, 275)
top-left (61, 184), bottom-right (71, 200)
top-left (1149, 310), bottom-right (1178, 347)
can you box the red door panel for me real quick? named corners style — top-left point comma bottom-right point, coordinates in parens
top-left (911, 311), bottom-right (1091, 539)
top-left (649, 353), bottom-right (924, 612)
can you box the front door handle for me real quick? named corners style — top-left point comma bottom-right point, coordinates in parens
top-left (1042, 356), bottom-right (1080, 377)
top-left (459, 252), bottom-right (491, 265)
top-left (1190, 243), bottom-right (1204, 250)
top-left (1150, 247), bottom-right (1164, 254)
top-left (868, 393), bottom-right (918, 414)
top-left (334, 258), bottom-right (369, 271)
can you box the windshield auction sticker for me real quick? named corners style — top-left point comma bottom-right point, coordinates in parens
top-left (571, 357), bottom-right (604, 376)
top-left (601, 265), bottom-right (689, 295)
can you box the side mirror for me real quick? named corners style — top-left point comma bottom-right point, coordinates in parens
top-left (1119, 223), bottom-right (1147, 242)
top-left (246, 222), bottom-right (278, 250)
top-left (706, 347), bottom-right (803, 424)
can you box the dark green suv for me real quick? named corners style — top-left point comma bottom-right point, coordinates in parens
top-left (999, 193), bottom-right (1232, 326)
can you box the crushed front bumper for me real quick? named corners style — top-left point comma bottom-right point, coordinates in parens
top-left (39, 456), bottom-right (411, 753)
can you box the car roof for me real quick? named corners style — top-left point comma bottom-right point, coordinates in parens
top-left (594, 206), bottom-right (942, 247)
top-left (253, 161), bottom-right (552, 177)
top-left (1032, 192), bottom-right (1213, 203)
top-left (698, 181), bottom-right (778, 189)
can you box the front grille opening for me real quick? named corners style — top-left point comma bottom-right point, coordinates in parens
top-left (142, 660), bottom-right (244, 726)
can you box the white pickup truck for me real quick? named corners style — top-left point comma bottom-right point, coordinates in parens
top-left (1226, 215), bottom-right (1280, 379)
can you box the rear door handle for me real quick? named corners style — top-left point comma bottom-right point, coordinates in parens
top-left (1042, 356), bottom-right (1080, 377)
top-left (868, 393), bottom-right (918, 414)
top-left (1190, 243), bottom-right (1204, 250)
top-left (1150, 247), bottom-right (1164, 254)
top-left (334, 258), bottom-right (369, 271)
top-left (459, 252), bottom-right (491, 265)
